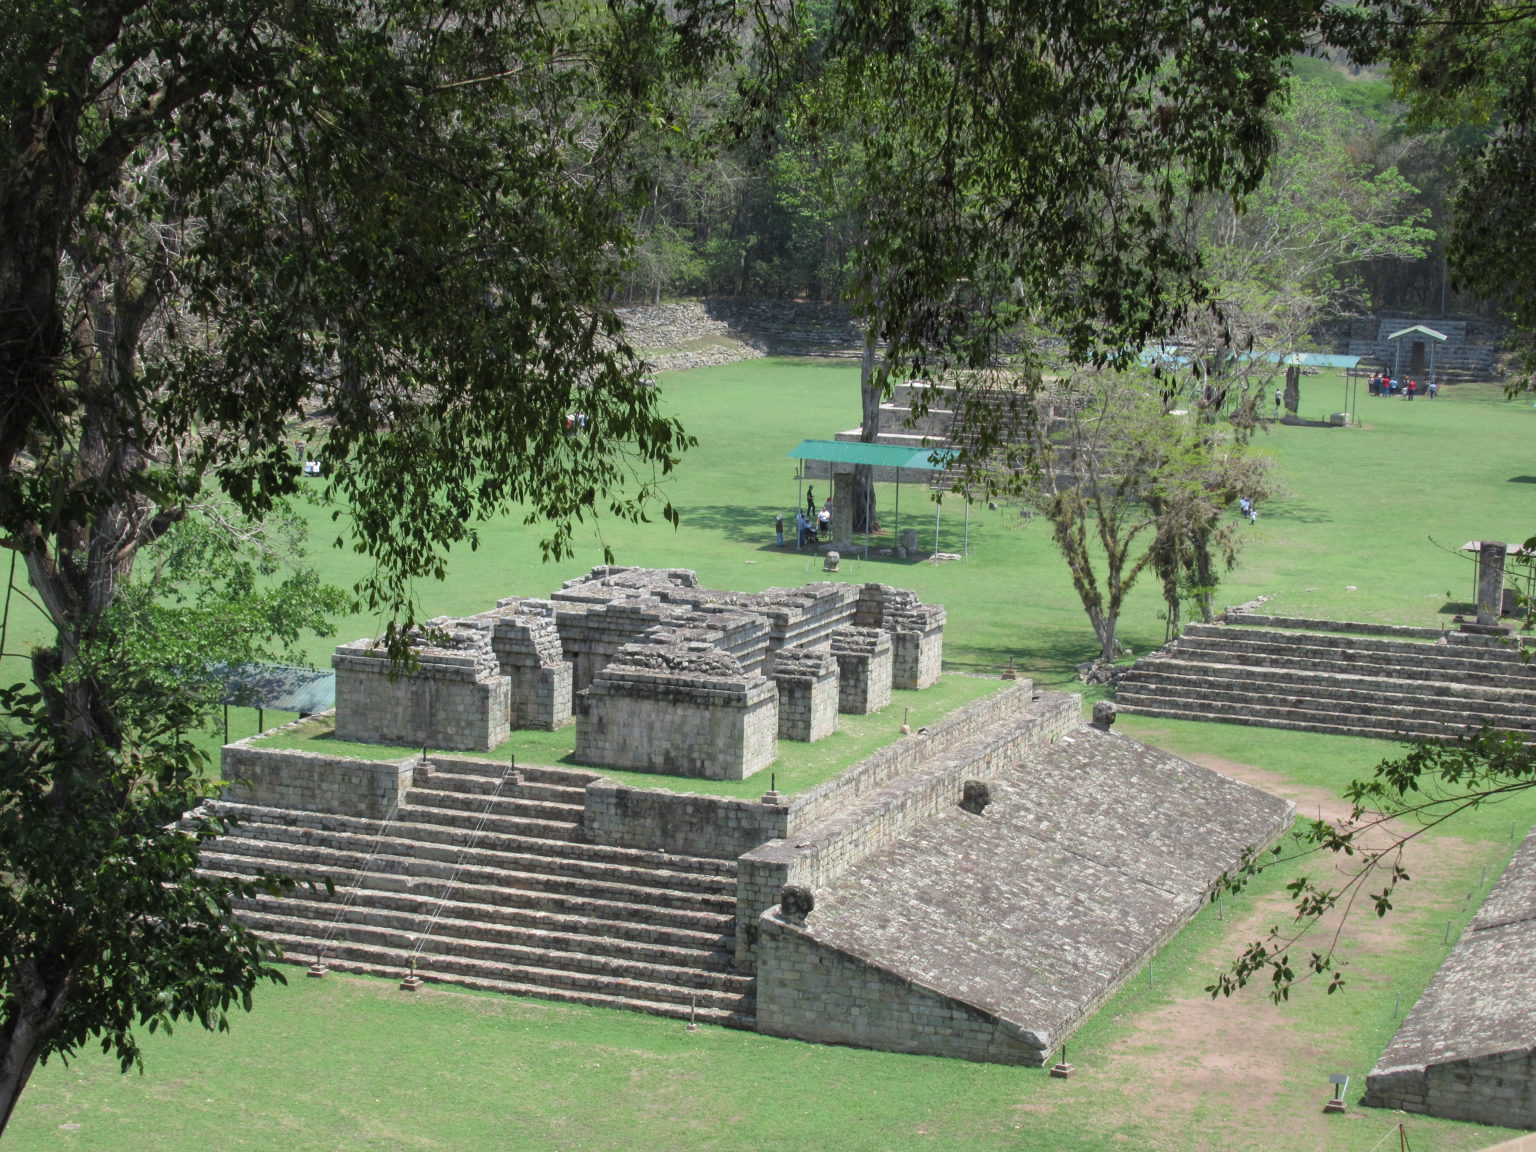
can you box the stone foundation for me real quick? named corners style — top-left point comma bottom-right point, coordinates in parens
top-left (573, 641), bottom-right (778, 780)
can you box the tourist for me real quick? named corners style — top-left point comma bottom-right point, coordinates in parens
top-left (818, 505), bottom-right (831, 539)
top-left (795, 510), bottom-right (811, 548)
top-left (806, 485), bottom-right (815, 518)
top-left (775, 513), bottom-right (785, 546)
top-left (1406, 379), bottom-right (1416, 400)
top-left (1429, 380), bottom-right (1439, 399)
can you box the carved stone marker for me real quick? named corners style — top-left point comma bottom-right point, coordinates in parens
top-left (1476, 540), bottom-right (1509, 626)
top-left (1091, 700), bottom-right (1118, 730)
top-left (960, 779), bottom-right (991, 815)
top-left (780, 884), bottom-right (815, 923)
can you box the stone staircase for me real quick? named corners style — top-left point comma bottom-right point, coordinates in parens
top-left (1114, 621), bottom-right (1536, 742)
top-left (200, 759), bottom-right (755, 1027)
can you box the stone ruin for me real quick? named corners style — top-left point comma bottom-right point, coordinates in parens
top-left (331, 566), bottom-right (946, 779)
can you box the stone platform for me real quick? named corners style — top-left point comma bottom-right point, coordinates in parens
top-left (1364, 828), bottom-right (1536, 1128)
top-left (216, 681), bottom-right (1293, 1066)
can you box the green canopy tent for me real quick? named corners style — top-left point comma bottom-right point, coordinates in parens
top-left (786, 439), bottom-right (958, 558)
top-left (214, 662), bottom-right (336, 742)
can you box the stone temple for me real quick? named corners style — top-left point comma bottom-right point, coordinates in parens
top-left (329, 566), bottom-right (944, 777)
top-left (209, 567), bottom-right (1294, 1066)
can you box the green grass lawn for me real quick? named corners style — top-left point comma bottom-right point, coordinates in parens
top-left (10, 361), bottom-right (1536, 1150)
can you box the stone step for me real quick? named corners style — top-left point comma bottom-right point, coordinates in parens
top-left (202, 862), bottom-right (732, 936)
top-left (200, 841), bottom-right (737, 917)
top-left (235, 886), bottom-right (731, 955)
top-left (240, 906), bottom-right (747, 993)
top-left (413, 767), bottom-right (589, 807)
top-left (1117, 664), bottom-right (1536, 723)
top-left (209, 820), bottom-right (737, 896)
top-left (423, 760), bottom-right (601, 789)
top-left (1121, 658), bottom-right (1536, 704)
top-left (213, 801), bottom-right (735, 878)
top-left (1114, 691), bottom-right (1528, 741)
top-left (1155, 639), bottom-right (1536, 690)
top-left (402, 786), bottom-right (584, 823)
top-left (259, 935), bottom-right (756, 1026)
top-left (1181, 623), bottom-right (1536, 673)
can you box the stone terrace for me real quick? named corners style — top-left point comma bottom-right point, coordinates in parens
top-left (1115, 616), bottom-right (1536, 743)
top-left (1363, 828), bottom-right (1536, 1128)
top-left (754, 724), bottom-right (1294, 1064)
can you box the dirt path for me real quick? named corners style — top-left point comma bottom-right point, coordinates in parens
top-left (1075, 754), bottom-right (1492, 1151)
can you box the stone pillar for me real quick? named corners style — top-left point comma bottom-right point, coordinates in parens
top-left (829, 626), bottom-right (894, 714)
top-left (1477, 540), bottom-right (1509, 625)
top-left (490, 611), bottom-right (573, 730)
top-left (771, 647), bottom-right (840, 741)
top-left (832, 470), bottom-right (856, 545)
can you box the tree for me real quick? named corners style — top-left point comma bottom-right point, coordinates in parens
top-left (0, 0), bottom-right (736, 1130)
top-left (1323, 0), bottom-right (1536, 374)
top-left (1177, 76), bottom-right (1433, 412)
top-left (996, 370), bottom-right (1272, 662)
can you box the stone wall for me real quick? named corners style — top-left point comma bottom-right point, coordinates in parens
top-left (222, 735), bottom-right (418, 820)
top-left (790, 680), bottom-right (1055, 830)
top-left (573, 642), bottom-right (779, 780)
top-left (1364, 1051), bottom-right (1536, 1130)
top-left (734, 687), bottom-right (1080, 967)
top-left (332, 619), bottom-right (511, 751)
top-left (583, 779), bottom-right (791, 859)
top-left (756, 909), bottom-right (1046, 1064)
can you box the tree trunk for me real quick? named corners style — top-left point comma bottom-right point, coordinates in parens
top-left (0, 956), bottom-right (77, 1137)
top-left (853, 313), bottom-right (882, 535)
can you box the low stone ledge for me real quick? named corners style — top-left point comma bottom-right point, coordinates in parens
top-left (584, 779), bottom-right (790, 860)
top-left (221, 740), bottom-right (419, 821)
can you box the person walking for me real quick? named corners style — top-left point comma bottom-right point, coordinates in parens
top-left (806, 486), bottom-right (816, 519)
top-left (775, 513), bottom-right (785, 546)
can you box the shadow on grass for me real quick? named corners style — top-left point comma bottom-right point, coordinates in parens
top-left (1256, 502), bottom-right (1335, 525)
top-left (1508, 475), bottom-right (1536, 484)
top-left (674, 503), bottom-right (778, 543)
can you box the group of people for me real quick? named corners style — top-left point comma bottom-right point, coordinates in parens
top-left (1369, 373), bottom-right (1436, 400)
top-left (774, 485), bottom-right (832, 547)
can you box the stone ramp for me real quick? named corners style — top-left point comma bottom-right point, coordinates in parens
top-left (755, 724), bottom-right (1295, 1064)
top-left (1363, 828), bottom-right (1536, 1129)
top-left (200, 760), bottom-right (755, 1027)
top-left (1115, 619), bottom-right (1536, 743)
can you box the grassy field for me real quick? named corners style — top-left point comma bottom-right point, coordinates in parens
top-left (9, 361), bottom-right (1536, 1149)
